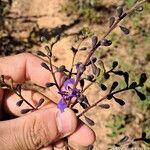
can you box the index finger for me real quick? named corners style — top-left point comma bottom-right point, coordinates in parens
top-left (0, 53), bottom-right (63, 86)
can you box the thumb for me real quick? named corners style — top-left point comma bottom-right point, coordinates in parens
top-left (0, 108), bottom-right (77, 150)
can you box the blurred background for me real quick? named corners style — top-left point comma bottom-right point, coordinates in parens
top-left (0, 0), bottom-right (150, 149)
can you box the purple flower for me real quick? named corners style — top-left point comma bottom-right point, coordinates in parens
top-left (64, 78), bottom-right (75, 89)
top-left (75, 62), bottom-right (82, 71)
top-left (57, 98), bottom-right (67, 112)
top-left (57, 78), bottom-right (80, 112)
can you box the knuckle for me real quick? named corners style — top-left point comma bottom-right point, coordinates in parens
top-left (24, 116), bottom-right (50, 149)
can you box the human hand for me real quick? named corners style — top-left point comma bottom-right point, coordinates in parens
top-left (0, 53), bottom-right (95, 150)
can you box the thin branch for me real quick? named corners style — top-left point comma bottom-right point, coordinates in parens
top-left (48, 56), bottom-right (61, 91)
top-left (77, 96), bottom-right (107, 118)
top-left (69, 39), bottom-right (85, 78)
top-left (13, 90), bottom-right (36, 109)
top-left (81, 80), bottom-right (96, 93)
top-left (4, 83), bottom-right (35, 109)
top-left (77, 86), bottom-right (135, 118)
top-left (71, 0), bottom-right (147, 108)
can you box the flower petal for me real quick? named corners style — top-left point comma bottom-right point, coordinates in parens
top-left (58, 91), bottom-right (68, 96)
top-left (75, 62), bottom-right (82, 70)
top-left (57, 99), bottom-right (67, 112)
top-left (64, 78), bottom-right (75, 89)
top-left (72, 88), bottom-right (80, 96)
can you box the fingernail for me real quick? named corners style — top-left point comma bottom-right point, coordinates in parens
top-left (56, 109), bottom-right (72, 136)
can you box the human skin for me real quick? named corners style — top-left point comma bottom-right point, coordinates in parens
top-left (0, 53), bottom-right (95, 150)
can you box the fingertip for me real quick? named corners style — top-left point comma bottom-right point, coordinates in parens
top-left (54, 140), bottom-right (65, 148)
top-left (68, 120), bottom-right (96, 146)
top-left (56, 108), bottom-right (77, 137)
top-left (40, 146), bottom-right (53, 150)
top-left (0, 89), bottom-right (4, 119)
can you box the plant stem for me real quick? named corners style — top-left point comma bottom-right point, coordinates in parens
top-left (69, 39), bottom-right (85, 78)
top-left (73, 49), bottom-right (95, 89)
top-left (69, 54), bottom-right (76, 78)
top-left (1, 77), bottom-right (36, 109)
top-left (81, 80), bottom-right (96, 93)
top-left (77, 96), bottom-right (107, 118)
top-left (77, 87), bottom-right (134, 118)
top-left (71, 0), bottom-right (147, 108)
top-left (14, 90), bottom-right (36, 109)
top-left (48, 56), bottom-right (61, 92)
top-left (102, 0), bottom-right (147, 39)
top-left (5, 84), bottom-right (36, 109)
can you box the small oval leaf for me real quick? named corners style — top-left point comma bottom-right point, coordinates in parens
top-left (94, 67), bottom-right (100, 77)
top-left (104, 73), bottom-right (110, 80)
top-left (92, 36), bottom-right (98, 49)
top-left (86, 75), bottom-right (94, 81)
top-left (91, 63), bottom-right (98, 75)
top-left (144, 138), bottom-right (150, 144)
top-left (45, 82), bottom-right (56, 87)
top-left (139, 73), bottom-right (147, 86)
top-left (37, 51), bottom-right (47, 57)
top-left (119, 26), bottom-right (130, 35)
top-left (99, 104), bottom-right (110, 109)
top-left (36, 98), bottom-right (45, 108)
top-left (112, 61), bottom-right (118, 69)
top-left (58, 65), bottom-right (66, 72)
top-left (110, 81), bottom-right (118, 93)
top-left (101, 39), bottom-right (112, 46)
top-left (71, 46), bottom-right (78, 54)
top-left (136, 5), bottom-right (144, 12)
top-left (72, 108), bottom-right (79, 114)
top-left (21, 109), bottom-right (31, 114)
top-left (87, 57), bottom-right (97, 66)
top-left (116, 6), bottom-right (124, 18)
top-left (113, 70), bottom-right (124, 76)
top-left (84, 116), bottom-right (95, 126)
top-left (100, 84), bottom-right (107, 91)
top-left (80, 79), bottom-right (85, 89)
top-left (107, 94), bottom-right (113, 100)
top-left (135, 89), bottom-right (146, 101)
top-left (45, 45), bottom-right (51, 52)
top-left (123, 72), bottom-right (129, 87)
top-left (79, 47), bottom-right (87, 51)
top-left (41, 62), bottom-right (50, 71)
top-left (114, 97), bottom-right (125, 106)
top-left (16, 84), bottom-right (22, 94)
top-left (79, 64), bottom-right (86, 73)
top-left (109, 16), bottom-right (115, 28)
top-left (87, 144), bottom-right (94, 150)
top-left (142, 132), bottom-right (146, 138)
top-left (16, 100), bottom-right (24, 107)
top-left (129, 82), bottom-right (137, 89)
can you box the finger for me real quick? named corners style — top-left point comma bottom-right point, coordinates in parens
top-left (68, 120), bottom-right (96, 146)
top-left (54, 140), bottom-right (65, 148)
top-left (0, 53), bottom-right (63, 86)
top-left (0, 89), bottom-right (4, 119)
top-left (40, 146), bottom-right (54, 150)
top-left (0, 108), bottom-right (77, 150)
top-left (54, 147), bottom-right (63, 150)
top-left (0, 53), bottom-right (63, 116)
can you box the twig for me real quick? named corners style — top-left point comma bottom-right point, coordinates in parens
top-left (77, 86), bottom-right (135, 118)
top-left (48, 56), bottom-right (61, 92)
top-left (71, 0), bottom-right (147, 108)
